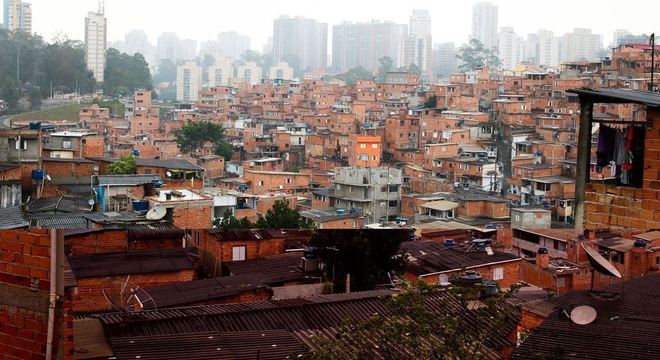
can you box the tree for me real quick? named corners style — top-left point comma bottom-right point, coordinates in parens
top-left (307, 282), bottom-right (519, 359)
top-left (153, 59), bottom-right (178, 84)
top-left (214, 141), bottom-right (234, 161)
top-left (334, 66), bottom-right (374, 85)
top-left (376, 56), bottom-right (394, 82)
top-left (103, 48), bottom-right (153, 96)
top-left (456, 39), bottom-right (502, 72)
top-left (253, 200), bottom-right (315, 229)
top-left (28, 87), bottom-right (42, 110)
top-left (106, 156), bottom-right (136, 175)
top-left (310, 229), bottom-right (411, 292)
top-left (407, 63), bottom-right (421, 76)
top-left (213, 209), bottom-right (253, 230)
top-left (174, 120), bottom-right (232, 157)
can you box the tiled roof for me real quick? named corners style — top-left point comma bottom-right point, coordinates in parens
top-left (95, 175), bottom-right (162, 186)
top-left (567, 88), bottom-right (660, 108)
top-left (223, 252), bottom-right (306, 285)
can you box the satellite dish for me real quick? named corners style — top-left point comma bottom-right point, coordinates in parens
top-left (87, 199), bottom-right (95, 207)
top-left (93, 165), bottom-right (99, 172)
top-left (570, 305), bottom-right (597, 325)
top-left (45, 175), bottom-right (51, 181)
top-left (581, 244), bottom-right (622, 279)
top-left (166, 171), bottom-right (172, 178)
top-left (146, 205), bottom-right (167, 220)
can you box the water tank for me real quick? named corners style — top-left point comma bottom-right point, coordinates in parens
top-left (29, 122), bottom-right (41, 130)
top-left (132, 149), bottom-right (140, 157)
top-left (31, 169), bottom-right (44, 180)
top-left (132, 199), bottom-right (149, 211)
top-left (458, 271), bottom-right (482, 286)
top-left (443, 239), bottom-right (455, 247)
top-left (480, 280), bottom-right (499, 298)
top-left (633, 239), bottom-right (647, 248)
top-left (538, 247), bottom-right (549, 254)
top-left (336, 208), bottom-right (346, 215)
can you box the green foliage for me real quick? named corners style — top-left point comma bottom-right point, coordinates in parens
top-left (407, 63), bottom-right (421, 76)
top-left (28, 87), bottom-right (42, 110)
top-left (334, 66), bottom-right (374, 85)
top-left (213, 209), bottom-right (252, 230)
top-left (0, 29), bottom-right (95, 114)
top-left (174, 120), bottom-right (232, 157)
top-left (214, 141), bottom-right (234, 161)
top-left (423, 95), bottom-right (437, 109)
top-left (106, 156), bottom-right (136, 175)
top-left (456, 39), bottom-right (502, 72)
top-left (310, 229), bottom-right (411, 292)
top-left (254, 200), bottom-right (315, 229)
top-left (153, 59), bottom-right (178, 85)
top-left (103, 48), bottom-right (153, 97)
top-left (376, 57), bottom-right (394, 83)
top-left (307, 283), bottom-right (517, 360)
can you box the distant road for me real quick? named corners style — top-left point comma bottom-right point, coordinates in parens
top-left (0, 97), bottom-right (89, 128)
top-left (0, 115), bottom-right (12, 129)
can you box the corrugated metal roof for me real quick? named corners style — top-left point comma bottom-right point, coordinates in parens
top-left (95, 175), bottom-right (162, 186)
top-left (0, 206), bottom-right (29, 229)
top-left (513, 275), bottom-right (660, 359)
top-left (567, 88), bottom-right (660, 107)
top-left (73, 319), bottom-right (114, 360)
top-left (26, 213), bottom-right (92, 230)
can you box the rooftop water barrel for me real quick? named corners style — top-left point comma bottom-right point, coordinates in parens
top-left (31, 169), bottom-right (44, 180)
top-left (132, 199), bottom-right (149, 211)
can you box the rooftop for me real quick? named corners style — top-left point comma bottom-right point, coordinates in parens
top-left (300, 207), bottom-right (362, 222)
top-left (402, 240), bottom-right (521, 276)
top-left (0, 206), bottom-right (29, 229)
top-left (567, 88), bottom-right (660, 108)
top-left (513, 275), bottom-right (660, 360)
top-left (68, 247), bottom-right (197, 278)
top-left (95, 174), bottom-right (162, 186)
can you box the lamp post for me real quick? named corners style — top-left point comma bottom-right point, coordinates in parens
top-left (650, 33), bottom-right (656, 92)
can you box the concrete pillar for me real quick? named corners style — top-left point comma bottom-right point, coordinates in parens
top-left (574, 97), bottom-right (593, 229)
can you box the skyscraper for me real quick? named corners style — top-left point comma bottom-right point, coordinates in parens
top-left (272, 15), bottom-right (328, 76)
top-left (332, 20), bottom-right (407, 72)
top-left (217, 31), bottom-right (251, 60)
top-left (612, 29), bottom-right (631, 48)
top-left (84, 3), bottom-right (107, 82)
top-left (497, 27), bottom-right (524, 70)
top-left (402, 9), bottom-right (432, 81)
top-left (4, 0), bottom-right (31, 32)
top-left (471, 2), bottom-right (498, 49)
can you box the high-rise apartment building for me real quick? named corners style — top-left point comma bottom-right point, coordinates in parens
top-left (470, 2), bottom-right (498, 49)
top-left (537, 29), bottom-right (560, 67)
top-left (84, 4), bottom-right (107, 82)
top-left (402, 10), bottom-right (432, 81)
top-left (497, 27), bottom-right (524, 70)
top-left (4, 0), bottom-right (31, 32)
top-left (433, 42), bottom-right (458, 78)
top-left (561, 28), bottom-right (602, 62)
top-left (157, 32), bottom-right (181, 62)
top-left (208, 59), bottom-right (234, 87)
top-left (332, 20), bottom-right (407, 72)
top-left (272, 15), bottom-right (328, 75)
top-left (217, 31), bottom-right (251, 60)
top-left (176, 61), bottom-right (202, 102)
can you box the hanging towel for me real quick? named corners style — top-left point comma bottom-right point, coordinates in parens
top-left (613, 128), bottom-right (627, 165)
top-left (596, 125), bottom-right (615, 168)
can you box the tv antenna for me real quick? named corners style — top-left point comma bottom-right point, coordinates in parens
top-left (102, 275), bottom-right (156, 313)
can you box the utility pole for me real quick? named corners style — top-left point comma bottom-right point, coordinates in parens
top-left (650, 33), bottom-right (656, 92)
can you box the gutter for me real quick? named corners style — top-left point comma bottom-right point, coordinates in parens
top-left (416, 257), bottom-right (523, 278)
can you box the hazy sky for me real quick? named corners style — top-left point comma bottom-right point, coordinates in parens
top-left (13, 0), bottom-right (659, 50)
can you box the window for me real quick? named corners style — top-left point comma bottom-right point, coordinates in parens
top-left (536, 183), bottom-right (551, 191)
top-left (15, 140), bottom-right (28, 150)
top-left (493, 267), bottom-right (504, 281)
top-left (360, 144), bottom-right (366, 149)
top-left (557, 277), bottom-right (566, 288)
top-left (62, 140), bottom-right (72, 149)
top-left (258, 180), bottom-right (264, 186)
top-left (372, 144), bottom-right (378, 149)
top-left (232, 246), bottom-right (246, 261)
top-left (286, 178), bottom-right (291, 184)
top-left (358, 154), bottom-right (369, 161)
top-left (388, 200), bottom-right (398, 207)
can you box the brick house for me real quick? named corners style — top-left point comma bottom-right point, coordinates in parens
top-left (347, 135), bottom-right (382, 167)
top-left (401, 240), bottom-right (522, 288)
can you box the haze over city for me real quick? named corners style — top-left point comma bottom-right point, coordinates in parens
top-left (13, 0), bottom-right (658, 49)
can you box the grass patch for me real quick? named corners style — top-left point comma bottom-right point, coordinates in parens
top-left (12, 101), bottom-right (125, 122)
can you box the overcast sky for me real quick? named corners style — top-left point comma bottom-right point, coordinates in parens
top-left (13, 0), bottom-right (659, 50)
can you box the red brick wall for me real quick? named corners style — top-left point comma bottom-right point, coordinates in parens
top-left (72, 270), bottom-right (195, 312)
top-left (0, 230), bottom-right (52, 291)
top-left (82, 137), bottom-right (105, 158)
top-left (65, 231), bottom-right (127, 255)
top-left (42, 161), bottom-right (95, 178)
top-left (316, 217), bottom-right (363, 229)
top-left (172, 206), bottom-right (213, 229)
top-left (408, 260), bottom-right (520, 289)
top-left (191, 233), bottom-right (288, 263)
top-left (584, 108), bottom-right (660, 229)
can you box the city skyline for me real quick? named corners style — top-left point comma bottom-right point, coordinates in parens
top-left (5, 0), bottom-right (657, 52)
